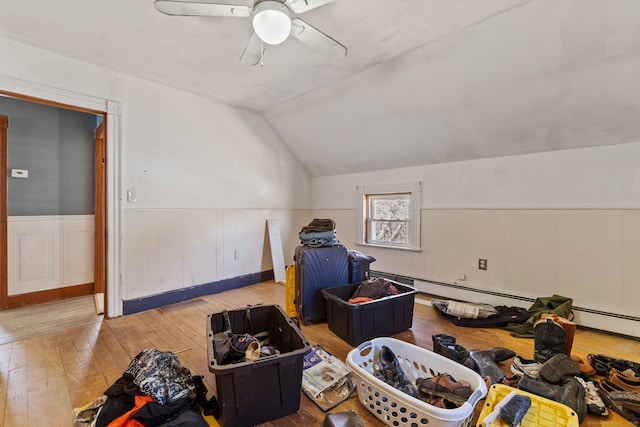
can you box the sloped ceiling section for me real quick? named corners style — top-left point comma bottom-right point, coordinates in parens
top-left (1, 0), bottom-right (640, 176)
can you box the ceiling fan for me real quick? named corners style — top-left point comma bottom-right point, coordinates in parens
top-left (153, 0), bottom-right (348, 66)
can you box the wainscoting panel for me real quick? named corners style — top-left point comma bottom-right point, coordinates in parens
top-left (419, 209), bottom-right (640, 322)
top-left (16, 232), bottom-right (55, 283)
top-left (315, 207), bottom-right (640, 337)
top-left (62, 229), bottom-right (95, 286)
top-left (8, 215), bottom-right (94, 295)
top-left (121, 208), bottom-right (310, 302)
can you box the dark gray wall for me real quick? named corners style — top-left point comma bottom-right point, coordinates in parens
top-left (1, 96), bottom-right (98, 216)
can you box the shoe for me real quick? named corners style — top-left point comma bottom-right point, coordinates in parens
top-left (511, 356), bottom-right (541, 378)
top-left (540, 313), bottom-right (576, 355)
top-left (245, 340), bottom-right (261, 361)
top-left (374, 345), bottom-right (417, 397)
top-left (575, 376), bottom-right (608, 416)
top-left (597, 378), bottom-right (640, 423)
top-left (588, 353), bottom-right (640, 378)
top-left (483, 347), bottom-right (517, 363)
top-left (571, 354), bottom-right (595, 376)
top-left (416, 373), bottom-right (472, 400)
top-left (432, 334), bottom-right (474, 369)
top-left (609, 391), bottom-right (640, 413)
top-left (538, 353), bottom-right (581, 383)
top-left (518, 375), bottom-right (587, 423)
top-left (533, 318), bottom-right (566, 363)
top-left (608, 368), bottom-right (640, 393)
top-left (469, 347), bottom-right (516, 385)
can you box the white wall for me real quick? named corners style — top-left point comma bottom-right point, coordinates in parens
top-left (312, 142), bottom-right (640, 209)
top-left (117, 78), bottom-right (312, 300)
top-left (0, 37), bottom-right (311, 310)
top-left (311, 143), bottom-right (640, 337)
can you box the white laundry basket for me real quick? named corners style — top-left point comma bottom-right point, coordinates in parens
top-left (346, 337), bottom-right (487, 427)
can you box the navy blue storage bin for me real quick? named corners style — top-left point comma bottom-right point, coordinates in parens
top-left (321, 281), bottom-right (417, 346)
top-left (207, 304), bottom-right (311, 426)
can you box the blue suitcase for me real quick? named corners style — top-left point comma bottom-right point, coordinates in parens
top-left (294, 245), bottom-right (348, 324)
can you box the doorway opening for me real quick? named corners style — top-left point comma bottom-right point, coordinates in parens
top-left (0, 92), bottom-right (106, 314)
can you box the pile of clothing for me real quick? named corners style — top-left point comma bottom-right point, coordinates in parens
top-left (299, 218), bottom-right (340, 247)
top-left (431, 295), bottom-right (575, 332)
top-left (347, 277), bottom-right (402, 304)
top-left (431, 298), bottom-right (530, 328)
top-left (74, 348), bottom-right (218, 427)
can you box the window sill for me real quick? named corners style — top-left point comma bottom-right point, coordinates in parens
top-left (356, 242), bottom-right (423, 252)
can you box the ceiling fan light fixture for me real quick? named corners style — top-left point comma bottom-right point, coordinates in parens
top-left (252, 1), bottom-right (292, 45)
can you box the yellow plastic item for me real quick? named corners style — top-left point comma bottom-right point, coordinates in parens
top-left (285, 264), bottom-right (297, 318)
top-left (477, 384), bottom-right (579, 427)
top-left (201, 410), bottom-right (221, 427)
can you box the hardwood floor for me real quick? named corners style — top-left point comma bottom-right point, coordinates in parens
top-left (0, 295), bottom-right (101, 345)
top-left (0, 281), bottom-right (638, 426)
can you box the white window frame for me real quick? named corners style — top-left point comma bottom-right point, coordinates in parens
top-left (356, 182), bottom-right (422, 251)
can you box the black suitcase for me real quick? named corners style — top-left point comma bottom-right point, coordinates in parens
top-left (295, 245), bottom-right (348, 324)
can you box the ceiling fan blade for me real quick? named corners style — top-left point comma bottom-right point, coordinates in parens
top-left (153, 0), bottom-right (251, 17)
top-left (240, 32), bottom-right (266, 66)
top-left (290, 18), bottom-right (347, 59)
top-left (286, 0), bottom-right (335, 14)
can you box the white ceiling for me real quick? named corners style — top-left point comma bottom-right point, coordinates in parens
top-left (1, 0), bottom-right (640, 176)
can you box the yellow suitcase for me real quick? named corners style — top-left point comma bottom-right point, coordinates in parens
top-left (285, 264), bottom-right (297, 318)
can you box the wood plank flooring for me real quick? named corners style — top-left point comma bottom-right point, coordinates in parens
top-left (0, 295), bottom-right (101, 345)
top-left (0, 281), bottom-right (638, 426)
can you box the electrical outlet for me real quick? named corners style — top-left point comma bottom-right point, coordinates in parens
top-left (478, 258), bottom-right (487, 270)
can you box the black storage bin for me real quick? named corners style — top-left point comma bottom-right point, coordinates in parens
top-left (207, 304), bottom-right (311, 427)
top-left (321, 281), bottom-right (418, 346)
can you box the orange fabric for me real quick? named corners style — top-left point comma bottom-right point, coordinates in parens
top-left (348, 297), bottom-right (374, 304)
top-left (107, 395), bottom-right (153, 427)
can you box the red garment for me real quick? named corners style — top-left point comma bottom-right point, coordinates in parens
top-left (108, 395), bottom-right (153, 427)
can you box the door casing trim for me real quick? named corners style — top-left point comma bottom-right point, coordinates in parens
top-left (0, 74), bottom-right (123, 317)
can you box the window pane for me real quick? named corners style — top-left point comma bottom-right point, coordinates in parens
top-left (371, 197), bottom-right (409, 220)
top-left (371, 220), bottom-right (408, 244)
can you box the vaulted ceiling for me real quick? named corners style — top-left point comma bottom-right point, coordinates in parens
top-left (1, 0), bottom-right (639, 176)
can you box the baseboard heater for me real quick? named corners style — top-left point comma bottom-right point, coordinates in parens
top-left (371, 270), bottom-right (640, 340)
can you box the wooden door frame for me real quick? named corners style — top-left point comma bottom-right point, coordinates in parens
top-left (0, 115), bottom-right (7, 310)
top-left (94, 120), bottom-right (106, 296)
top-left (0, 94), bottom-right (107, 310)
